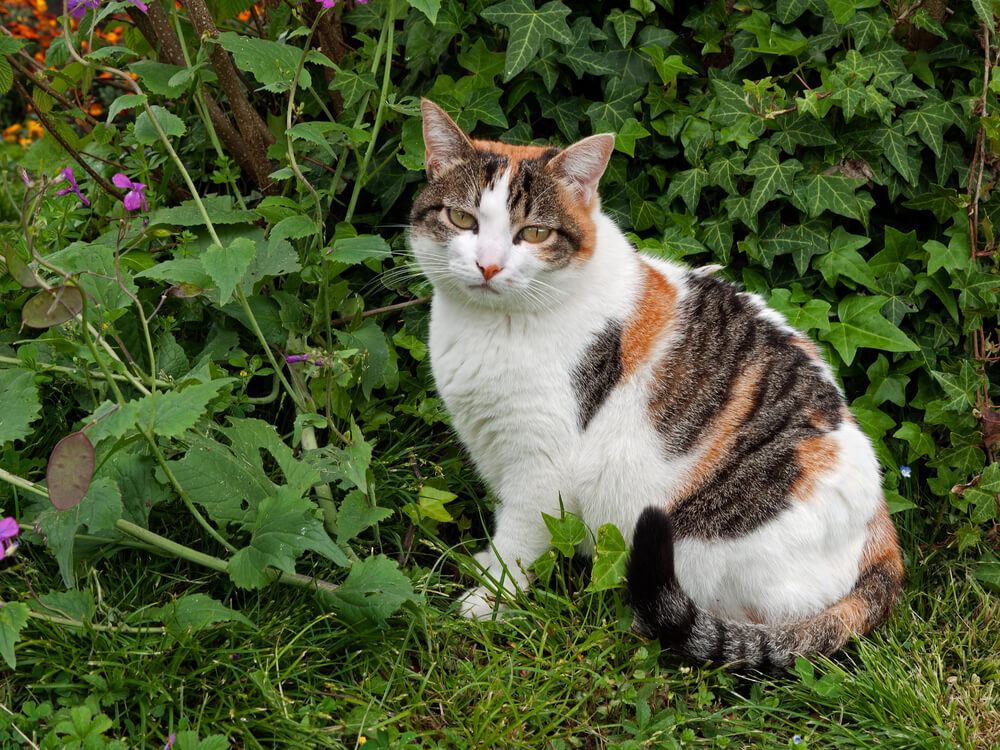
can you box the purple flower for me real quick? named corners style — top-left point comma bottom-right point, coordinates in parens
top-left (163, 734), bottom-right (176, 750)
top-left (54, 167), bottom-right (91, 207)
top-left (314, 0), bottom-right (336, 7)
top-left (67, 0), bottom-right (100, 18)
top-left (0, 517), bottom-right (19, 560)
top-left (286, 354), bottom-right (310, 363)
top-left (20, 168), bottom-right (30, 186)
top-left (112, 173), bottom-right (148, 213)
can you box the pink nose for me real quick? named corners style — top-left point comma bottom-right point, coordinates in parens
top-left (478, 263), bottom-right (502, 281)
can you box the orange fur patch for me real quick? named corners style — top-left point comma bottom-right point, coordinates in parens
top-left (790, 434), bottom-right (839, 501)
top-left (788, 336), bottom-right (822, 360)
top-left (670, 362), bottom-right (764, 501)
top-left (860, 503), bottom-right (905, 579)
top-left (472, 140), bottom-right (552, 176)
top-left (621, 263), bottom-right (678, 377)
top-left (828, 592), bottom-right (868, 634)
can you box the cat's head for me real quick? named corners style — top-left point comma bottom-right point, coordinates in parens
top-left (410, 99), bottom-right (614, 311)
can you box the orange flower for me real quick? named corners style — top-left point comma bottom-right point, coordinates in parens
top-left (2, 124), bottom-right (21, 144)
top-left (87, 102), bottom-right (103, 116)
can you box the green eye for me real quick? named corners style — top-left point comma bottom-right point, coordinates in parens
top-left (447, 208), bottom-right (477, 230)
top-left (521, 226), bottom-right (551, 243)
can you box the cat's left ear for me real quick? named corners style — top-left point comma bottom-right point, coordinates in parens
top-left (547, 134), bottom-right (615, 206)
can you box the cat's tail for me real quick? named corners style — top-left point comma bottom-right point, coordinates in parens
top-left (626, 506), bottom-right (903, 672)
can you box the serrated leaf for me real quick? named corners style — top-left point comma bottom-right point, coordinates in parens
top-left (480, 0), bottom-right (573, 82)
top-left (337, 489), bottom-right (393, 544)
top-left (542, 511), bottom-right (587, 557)
top-left (228, 488), bottom-right (348, 589)
top-left (330, 554), bottom-right (418, 625)
top-left (47, 431), bottom-right (94, 511)
top-left (202, 238), bottom-right (255, 305)
top-left (821, 295), bottom-right (919, 365)
top-left (587, 523), bottom-right (628, 592)
top-left (147, 195), bottom-right (256, 227)
top-left (0, 58), bottom-right (13, 96)
top-left (215, 32), bottom-right (311, 92)
top-left (0, 369), bottom-right (42, 446)
top-left (325, 422), bottom-right (373, 495)
top-left (154, 594), bottom-right (254, 636)
top-left (0, 602), bottom-right (29, 669)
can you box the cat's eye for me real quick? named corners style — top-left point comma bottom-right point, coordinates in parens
top-left (447, 208), bottom-right (477, 230)
top-left (520, 226), bottom-right (551, 243)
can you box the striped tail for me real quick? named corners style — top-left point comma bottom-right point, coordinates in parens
top-left (626, 506), bottom-right (903, 673)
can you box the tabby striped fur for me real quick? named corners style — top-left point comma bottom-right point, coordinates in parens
top-left (410, 99), bottom-right (904, 670)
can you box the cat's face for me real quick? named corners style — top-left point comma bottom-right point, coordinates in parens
top-left (410, 99), bottom-right (614, 311)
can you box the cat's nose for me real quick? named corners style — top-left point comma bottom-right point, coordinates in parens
top-left (477, 263), bottom-right (502, 281)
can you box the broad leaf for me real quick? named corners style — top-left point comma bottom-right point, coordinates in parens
top-left (821, 295), bottom-right (919, 365)
top-left (480, 0), bottom-right (573, 82)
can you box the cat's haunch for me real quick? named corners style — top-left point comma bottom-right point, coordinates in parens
top-left (410, 98), bottom-right (903, 671)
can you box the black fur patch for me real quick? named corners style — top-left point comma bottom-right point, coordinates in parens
top-left (572, 320), bottom-right (624, 430)
top-left (651, 273), bottom-right (844, 540)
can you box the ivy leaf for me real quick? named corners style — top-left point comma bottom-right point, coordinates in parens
top-left (708, 150), bottom-right (746, 194)
top-left (409, 0), bottom-right (441, 25)
top-left (642, 47), bottom-right (695, 86)
top-left (458, 87), bottom-right (508, 131)
top-left (742, 144), bottom-right (802, 215)
top-left (768, 289), bottom-right (832, 332)
top-left (899, 92), bottom-right (959, 158)
top-left (709, 78), bottom-right (752, 127)
top-left (542, 511), bottom-right (587, 557)
top-left (791, 173), bottom-right (866, 222)
top-left (613, 118), bottom-right (650, 157)
top-left (608, 8), bottom-right (641, 47)
top-left (665, 167), bottom-right (710, 212)
top-left (814, 226), bottom-right (875, 288)
top-left (201, 238), bottom-right (256, 306)
top-left (821, 294), bottom-right (919, 365)
top-left (770, 113), bottom-right (836, 154)
top-left (457, 38), bottom-right (506, 85)
top-left (480, 0), bottom-right (572, 82)
top-left (923, 235), bottom-right (972, 276)
top-left (894, 421), bottom-right (937, 462)
top-left (843, 10), bottom-right (890, 51)
top-left (586, 78), bottom-right (645, 129)
top-left (759, 222), bottom-right (830, 275)
top-left (587, 523), bottom-right (628, 593)
top-left (872, 122), bottom-right (921, 185)
top-left (932, 361), bottom-right (981, 413)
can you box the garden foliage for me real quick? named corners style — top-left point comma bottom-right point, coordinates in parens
top-left (0, 0), bottom-right (998, 675)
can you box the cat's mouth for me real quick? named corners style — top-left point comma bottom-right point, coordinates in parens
top-left (470, 282), bottom-right (501, 295)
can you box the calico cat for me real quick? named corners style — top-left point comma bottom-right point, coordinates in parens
top-left (409, 98), bottom-right (904, 670)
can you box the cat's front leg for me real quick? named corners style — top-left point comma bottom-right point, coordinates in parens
top-left (458, 493), bottom-right (563, 620)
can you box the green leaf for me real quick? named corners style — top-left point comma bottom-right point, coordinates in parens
top-left (899, 93), bottom-right (959, 158)
top-left (759, 222), bottom-right (830, 274)
top-left (152, 594), bottom-right (254, 636)
top-left (458, 87), bottom-right (508, 131)
top-left (587, 523), bottom-right (628, 592)
top-left (479, 0), bottom-right (573, 82)
top-left (0, 369), bottom-right (41, 446)
top-left (894, 421), bottom-right (937, 462)
top-left (201, 237), bottom-right (256, 306)
top-left (409, 0), bottom-right (441, 24)
top-left (34, 477), bottom-right (123, 587)
top-left (228, 488), bottom-right (348, 589)
top-left (330, 554), bottom-right (418, 625)
top-left (134, 105), bottom-right (187, 145)
top-left (821, 295), bottom-right (919, 365)
top-left (542, 511), bottom-right (587, 557)
top-left (0, 602), bottom-right (29, 669)
top-left (932, 361), bottom-right (981, 413)
top-left (106, 93), bottom-right (147, 124)
top-left (609, 8), bottom-right (641, 47)
top-left (814, 226), bottom-right (875, 288)
top-left (325, 422), bottom-right (373, 495)
top-left (215, 32), bottom-right (312, 92)
top-left (411, 484), bottom-right (458, 523)
top-left (666, 167), bottom-right (710, 212)
top-left (791, 173), bottom-right (866, 222)
top-left (327, 235), bottom-right (391, 266)
top-left (924, 235), bottom-right (972, 276)
top-left (872, 122), bottom-right (921, 185)
top-left (742, 144), bottom-right (802, 215)
top-left (709, 78), bottom-right (753, 127)
top-left (974, 552), bottom-right (1000, 594)
top-left (329, 66), bottom-right (377, 110)
top-left (768, 289), bottom-right (832, 332)
top-left (337, 489), bottom-right (393, 544)
top-left (147, 195), bottom-right (256, 227)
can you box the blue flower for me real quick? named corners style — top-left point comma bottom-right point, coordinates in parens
top-left (900, 466), bottom-right (912, 478)
top-left (793, 736), bottom-right (802, 745)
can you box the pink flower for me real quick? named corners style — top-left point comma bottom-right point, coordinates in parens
top-left (54, 167), bottom-right (91, 207)
top-left (112, 173), bottom-right (148, 213)
top-left (0, 517), bottom-right (19, 560)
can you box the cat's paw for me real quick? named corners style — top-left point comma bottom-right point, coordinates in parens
top-left (457, 585), bottom-right (505, 620)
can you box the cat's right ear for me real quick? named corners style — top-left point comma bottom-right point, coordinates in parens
top-left (421, 99), bottom-right (474, 180)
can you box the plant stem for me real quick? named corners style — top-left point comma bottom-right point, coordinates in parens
top-left (138, 427), bottom-right (237, 555)
top-left (0, 468), bottom-right (48, 499)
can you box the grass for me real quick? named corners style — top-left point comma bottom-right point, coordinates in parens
top-left (1, 495), bottom-right (998, 749)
